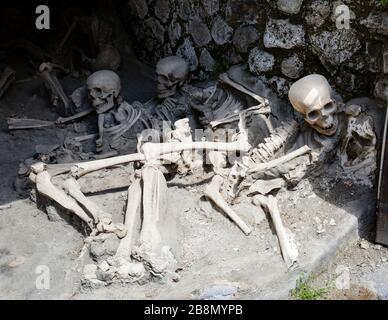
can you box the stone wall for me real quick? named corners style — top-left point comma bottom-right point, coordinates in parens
top-left (122, 0), bottom-right (388, 102)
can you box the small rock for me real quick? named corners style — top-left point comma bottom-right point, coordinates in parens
top-left (8, 256), bottom-right (26, 268)
top-left (189, 17), bottom-right (212, 47)
top-left (129, 0), bottom-right (148, 19)
top-left (177, 0), bottom-right (195, 21)
top-left (145, 17), bottom-right (165, 44)
top-left (361, 11), bottom-right (388, 36)
top-left (200, 284), bottom-right (237, 300)
top-left (201, 0), bottom-right (219, 16)
top-left (374, 244), bottom-right (382, 251)
top-left (317, 226), bottom-right (326, 234)
top-left (248, 47), bottom-right (275, 73)
top-left (276, 0), bottom-right (303, 15)
top-left (309, 29), bottom-right (361, 72)
top-left (199, 49), bottom-right (215, 72)
top-left (211, 17), bottom-right (233, 45)
top-left (168, 20), bottom-right (182, 48)
top-left (329, 219), bottom-right (336, 226)
top-left (360, 240), bottom-right (370, 250)
top-left (374, 77), bottom-right (388, 102)
top-left (154, 0), bottom-right (170, 23)
top-left (83, 264), bottom-right (98, 279)
top-left (233, 25), bottom-right (259, 53)
top-left (176, 38), bottom-right (198, 71)
top-left (264, 19), bottom-right (305, 49)
top-left (0, 204), bottom-right (11, 210)
top-left (281, 54), bottom-right (304, 79)
top-left (305, 0), bottom-right (330, 28)
top-left (268, 76), bottom-right (290, 97)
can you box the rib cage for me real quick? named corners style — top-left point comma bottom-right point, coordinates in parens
top-left (249, 119), bottom-right (299, 164)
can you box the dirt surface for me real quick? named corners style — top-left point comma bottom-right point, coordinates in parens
top-left (302, 235), bottom-right (388, 300)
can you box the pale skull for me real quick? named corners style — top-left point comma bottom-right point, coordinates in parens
top-left (156, 56), bottom-right (189, 99)
top-left (86, 70), bottom-right (121, 114)
top-left (288, 74), bottom-right (338, 136)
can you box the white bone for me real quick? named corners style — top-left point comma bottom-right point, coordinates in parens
top-left (35, 171), bottom-right (93, 229)
top-left (247, 146), bottom-right (311, 174)
top-left (219, 73), bottom-right (269, 106)
top-left (205, 175), bottom-right (252, 235)
top-left (115, 178), bottom-right (143, 259)
top-left (253, 195), bottom-right (298, 268)
top-left (39, 62), bottom-right (71, 114)
top-left (139, 166), bottom-right (167, 249)
top-left (71, 153), bottom-right (145, 177)
top-left (63, 178), bottom-right (104, 222)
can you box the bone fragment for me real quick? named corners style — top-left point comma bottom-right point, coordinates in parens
top-left (35, 171), bottom-right (93, 229)
top-left (253, 195), bottom-right (298, 268)
top-left (71, 153), bottom-right (145, 178)
top-left (116, 179), bottom-right (142, 259)
top-left (247, 145), bottom-right (311, 174)
top-left (205, 175), bottom-right (252, 235)
top-left (219, 73), bottom-right (269, 106)
top-left (63, 178), bottom-right (104, 222)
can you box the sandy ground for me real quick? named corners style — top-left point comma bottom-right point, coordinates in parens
top-left (303, 235), bottom-right (388, 300)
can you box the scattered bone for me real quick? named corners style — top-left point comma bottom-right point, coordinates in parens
top-left (219, 72), bottom-right (269, 107)
top-left (35, 171), bottom-right (94, 229)
top-left (63, 178), bottom-right (104, 222)
top-left (205, 175), bottom-right (252, 235)
top-left (0, 204), bottom-right (11, 210)
top-left (115, 178), bottom-right (142, 259)
top-left (247, 145), bottom-right (311, 174)
top-left (248, 178), bottom-right (285, 196)
top-left (253, 195), bottom-right (298, 268)
top-left (39, 62), bottom-right (72, 115)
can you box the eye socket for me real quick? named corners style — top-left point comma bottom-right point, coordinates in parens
top-left (306, 110), bottom-right (320, 122)
top-left (157, 74), bottom-right (169, 82)
top-left (323, 102), bottom-right (335, 112)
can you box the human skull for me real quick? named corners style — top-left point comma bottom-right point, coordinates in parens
top-left (288, 74), bottom-right (338, 136)
top-left (86, 70), bottom-right (121, 114)
top-left (156, 56), bottom-right (189, 99)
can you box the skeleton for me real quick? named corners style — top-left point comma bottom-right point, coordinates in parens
top-left (30, 119), bottom-right (252, 282)
top-left (288, 74), bottom-right (377, 185)
top-left (137, 56), bottom-right (194, 128)
top-left (25, 64), bottom-right (378, 280)
top-left (184, 72), bottom-right (307, 267)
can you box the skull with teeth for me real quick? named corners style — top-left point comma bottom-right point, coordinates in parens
top-left (156, 56), bottom-right (189, 99)
top-left (86, 70), bottom-right (121, 114)
top-left (288, 74), bottom-right (338, 136)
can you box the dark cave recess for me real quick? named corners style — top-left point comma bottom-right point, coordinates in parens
top-left (0, 0), bottom-right (124, 51)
